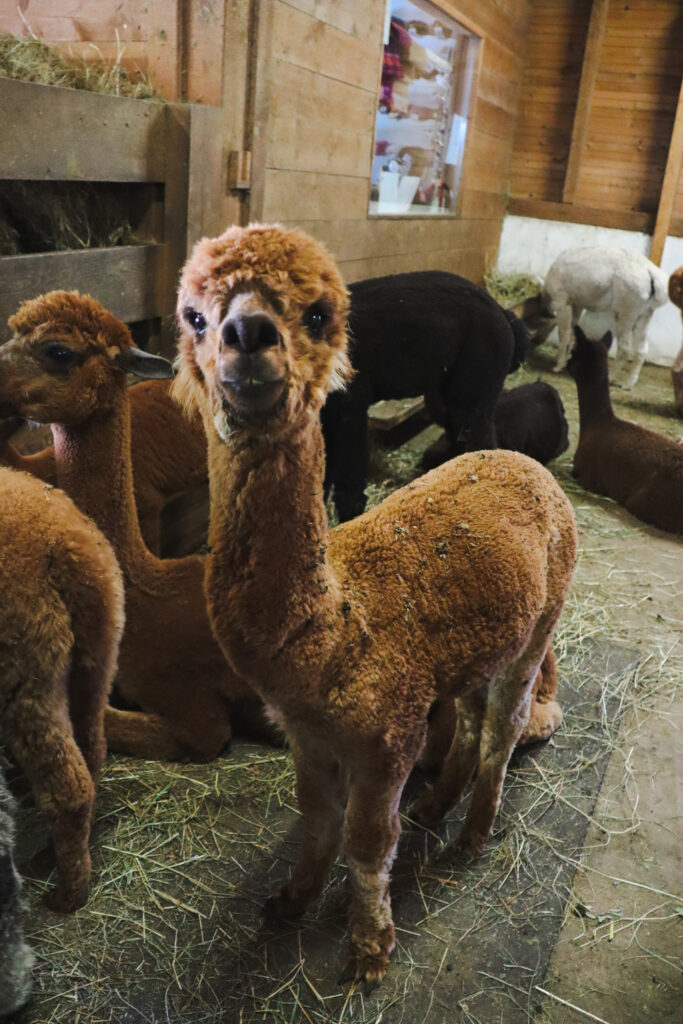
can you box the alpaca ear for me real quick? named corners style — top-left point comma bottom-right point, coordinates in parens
top-left (572, 324), bottom-right (588, 346)
top-left (598, 331), bottom-right (613, 352)
top-left (114, 347), bottom-right (175, 379)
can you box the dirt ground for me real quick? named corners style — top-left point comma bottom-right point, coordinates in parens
top-left (9, 344), bottom-right (683, 1024)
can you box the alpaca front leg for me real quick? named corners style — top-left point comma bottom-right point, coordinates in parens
top-left (553, 304), bottom-right (575, 372)
top-left (342, 775), bottom-right (410, 987)
top-left (266, 743), bottom-right (347, 920)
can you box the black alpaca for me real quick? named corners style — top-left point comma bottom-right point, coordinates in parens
top-left (322, 270), bottom-right (529, 521)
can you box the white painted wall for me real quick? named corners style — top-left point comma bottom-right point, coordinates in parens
top-left (496, 215), bottom-right (683, 366)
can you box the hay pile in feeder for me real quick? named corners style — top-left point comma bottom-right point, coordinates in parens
top-left (0, 181), bottom-right (138, 253)
top-left (485, 265), bottom-right (542, 307)
top-left (0, 33), bottom-right (155, 99)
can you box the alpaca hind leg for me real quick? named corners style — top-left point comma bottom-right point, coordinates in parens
top-left (419, 697), bottom-right (457, 772)
top-left (266, 740), bottom-right (348, 919)
top-left (621, 309), bottom-right (652, 389)
top-left (105, 701), bottom-right (232, 763)
top-left (553, 304), bottom-right (575, 372)
top-left (411, 688), bottom-right (486, 826)
top-left (342, 772), bottom-right (410, 986)
top-left (519, 647), bottom-right (562, 745)
top-left (456, 651), bottom-right (544, 857)
top-left (7, 688), bottom-right (95, 912)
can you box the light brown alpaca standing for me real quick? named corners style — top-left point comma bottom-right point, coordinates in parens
top-left (0, 376), bottom-right (207, 554)
top-left (0, 292), bottom-right (273, 762)
top-left (174, 224), bottom-right (578, 984)
top-left (1, 467), bottom-right (124, 911)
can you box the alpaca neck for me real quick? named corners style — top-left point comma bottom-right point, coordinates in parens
top-left (51, 390), bottom-right (149, 569)
top-left (576, 361), bottom-right (615, 429)
top-left (205, 414), bottom-right (341, 691)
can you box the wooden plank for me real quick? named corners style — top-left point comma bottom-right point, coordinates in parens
top-left (507, 196), bottom-right (655, 233)
top-left (281, 0), bottom-right (386, 40)
top-left (185, 105), bottom-right (228, 248)
top-left (265, 59), bottom-right (375, 178)
top-left (651, 76), bottom-right (683, 265)
top-left (0, 246), bottom-right (165, 328)
top-left (562, 0), bottom-right (609, 203)
top-left (270, 1), bottom-right (381, 92)
top-left (220, 0), bottom-right (252, 226)
top-left (0, 79), bottom-right (168, 182)
top-left (146, 0), bottom-right (183, 101)
top-left (184, 0), bottom-right (226, 106)
top-left (368, 397), bottom-right (425, 431)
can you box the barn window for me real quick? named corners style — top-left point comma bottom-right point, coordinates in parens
top-left (369, 1), bottom-right (479, 217)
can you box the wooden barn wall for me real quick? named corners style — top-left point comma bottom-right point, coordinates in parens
top-left (251, 0), bottom-right (531, 283)
top-left (1, 0), bottom-right (531, 282)
top-left (510, 0), bottom-right (683, 236)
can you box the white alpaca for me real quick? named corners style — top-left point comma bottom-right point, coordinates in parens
top-left (541, 247), bottom-right (668, 388)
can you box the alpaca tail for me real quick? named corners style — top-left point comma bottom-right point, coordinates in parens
top-left (504, 308), bottom-right (531, 373)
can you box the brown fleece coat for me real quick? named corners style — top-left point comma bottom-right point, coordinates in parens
top-left (669, 267), bottom-right (683, 418)
top-left (0, 292), bottom-right (273, 762)
top-left (0, 377), bottom-right (207, 554)
top-left (0, 466), bottom-right (124, 911)
top-left (568, 326), bottom-right (683, 535)
top-left (175, 223), bottom-right (578, 985)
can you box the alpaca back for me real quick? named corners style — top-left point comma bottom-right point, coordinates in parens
top-left (329, 449), bottom-right (577, 695)
top-left (574, 418), bottom-right (683, 534)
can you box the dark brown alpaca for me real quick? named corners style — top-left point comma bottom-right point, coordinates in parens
top-left (0, 291), bottom-right (273, 762)
top-left (174, 223), bottom-right (578, 985)
top-left (1, 467), bottom-right (124, 911)
top-left (568, 325), bottom-right (683, 535)
top-left (0, 377), bottom-right (207, 554)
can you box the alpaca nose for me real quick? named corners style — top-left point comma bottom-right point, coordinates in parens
top-left (222, 313), bottom-right (280, 353)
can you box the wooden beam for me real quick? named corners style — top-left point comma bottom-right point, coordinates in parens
top-left (507, 196), bottom-right (654, 234)
top-left (562, 0), bottom-right (609, 204)
top-left (650, 75), bottom-right (683, 266)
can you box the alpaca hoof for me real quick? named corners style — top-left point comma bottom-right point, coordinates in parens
top-left (263, 885), bottom-right (307, 922)
top-left (454, 830), bottom-right (486, 859)
top-left (339, 926), bottom-right (394, 990)
top-left (45, 880), bottom-right (89, 914)
top-left (410, 786), bottom-right (445, 828)
top-left (519, 700), bottom-right (563, 745)
top-left (338, 953), bottom-right (387, 992)
top-left (552, 364), bottom-right (565, 374)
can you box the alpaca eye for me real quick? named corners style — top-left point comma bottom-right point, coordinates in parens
top-left (42, 343), bottom-right (77, 368)
top-left (302, 303), bottom-right (331, 339)
top-left (184, 307), bottom-right (207, 337)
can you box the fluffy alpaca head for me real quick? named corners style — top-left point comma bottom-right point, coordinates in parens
top-left (174, 223), bottom-right (352, 442)
top-left (0, 291), bottom-right (173, 423)
top-left (566, 325), bottom-right (613, 380)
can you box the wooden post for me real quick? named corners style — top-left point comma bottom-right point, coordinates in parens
top-left (650, 75), bottom-right (683, 267)
top-left (562, 0), bottom-right (609, 205)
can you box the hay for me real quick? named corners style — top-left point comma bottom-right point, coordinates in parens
top-left (0, 32), bottom-right (155, 99)
top-left (0, 181), bottom-right (138, 253)
top-left (485, 266), bottom-right (542, 307)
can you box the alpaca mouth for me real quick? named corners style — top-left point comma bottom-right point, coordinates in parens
top-left (220, 377), bottom-right (287, 419)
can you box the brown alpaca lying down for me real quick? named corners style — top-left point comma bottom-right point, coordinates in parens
top-left (0, 293), bottom-right (275, 762)
top-left (0, 377), bottom-right (207, 555)
top-left (668, 266), bottom-right (683, 418)
top-left (0, 467), bottom-right (124, 911)
top-left (568, 325), bottom-right (683, 535)
top-left (174, 223), bottom-right (578, 985)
